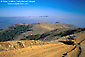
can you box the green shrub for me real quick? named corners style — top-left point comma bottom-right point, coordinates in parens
top-left (38, 23), bottom-right (40, 25)
top-left (74, 32), bottom-right (77, 34)
top-left (0, 29), bottom-right (3, 31)
top-left (56, 25), bottom-right (58, 26)
top-left (57, 38), bottom-right (59, 39)
top-left (62, 36), bottom-right (64, 37)
top-left (61, 32), bottom-right (65, 35)
top-left (53, 38), bottom-right (57, 40)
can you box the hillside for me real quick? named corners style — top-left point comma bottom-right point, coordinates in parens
top-left (14, 22), bottom-right (78, 40)
top-left (0, 24), bottom-right (33, 42)
top-left (0, 22), bottom-right (77, 41)
top-left (39, 27), bottom-right (85, 41)
top-left (0, 32), bottom-right (85, 57)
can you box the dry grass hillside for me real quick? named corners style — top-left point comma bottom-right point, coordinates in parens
top-left (15, 22), bottom-right (75, 40)
top-left (0, 32), bottom-right (85, 57)
top-left (0, 22), bottom-right (78, 41)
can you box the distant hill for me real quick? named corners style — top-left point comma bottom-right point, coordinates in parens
top-left (62, 23), bottom-right (78, 28)
top-left (55, 22), bottom-right (78, 28)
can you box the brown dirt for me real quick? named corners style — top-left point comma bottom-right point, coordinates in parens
top-left (0, 43), bottom-right (74, 57)
top-left (0, 32), bottom-right (85, 57)
top-left (80, 40), bottom-right (85, 57)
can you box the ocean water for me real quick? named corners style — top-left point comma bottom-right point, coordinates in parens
top-left (0, 17), bottom-right (85, 29)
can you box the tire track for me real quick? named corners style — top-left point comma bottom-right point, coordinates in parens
top-left (62, 39), bottom-right (85, 57)
top-left (77, 39), bottom-right (85, 57)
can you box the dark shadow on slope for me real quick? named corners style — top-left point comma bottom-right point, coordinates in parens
top-left (78, 47), bottom-right (81, 57)
top-left (59, 41), bottom-right (74, 45)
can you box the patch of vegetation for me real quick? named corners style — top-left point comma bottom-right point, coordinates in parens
top-left (61, 32), bottom-right (65, 35)
top-left (0, 49), bottom-right (5, 51)
top-left (57, 38), bottom-right (59, 39)
top-left (61, 36), bottom-right (65, 38)
top-left (26, 34), bottom-right (41, 40)
top-left (0, 25), bottom-right (33, 42)
top-left (74, 32), bottom-right (77, 34)
top-left (44, 38), bottom-right (50, 40)
top-left (40, 28), bottom-right (85, 41)
top-left (38, 23), bottom-right (40, 25)
top-left (0, 29), bottom-right (3, 31)
top-left (40, 31), bottom-right (52, 38)
top-left (20, 39), bottom-right (26, 40)
top-left (53, 38), bottom-right (59, 40)
top-left (56, 25), bottom-right (58, 26)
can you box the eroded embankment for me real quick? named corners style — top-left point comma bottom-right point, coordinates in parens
top-left (62, 33), bottom-right (85, 57)
top-left (0, 40), bottom-right (49, 51)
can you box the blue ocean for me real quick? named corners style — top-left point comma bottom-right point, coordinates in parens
top-left (0, 17), bottom-right (85, 29)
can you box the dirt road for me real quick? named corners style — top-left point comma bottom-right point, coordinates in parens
top-left (0, 43), bottom-right (74, 57)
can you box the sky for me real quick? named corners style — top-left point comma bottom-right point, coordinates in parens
top-left (0, 0), bottom-right (85, 17)
top-left (0, 0), bottom-right (85, 27)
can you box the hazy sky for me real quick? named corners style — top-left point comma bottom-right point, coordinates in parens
top-left (0, 0), bottom-right (85, 17)
top-left (0, 0), bottom-right (85, 27)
